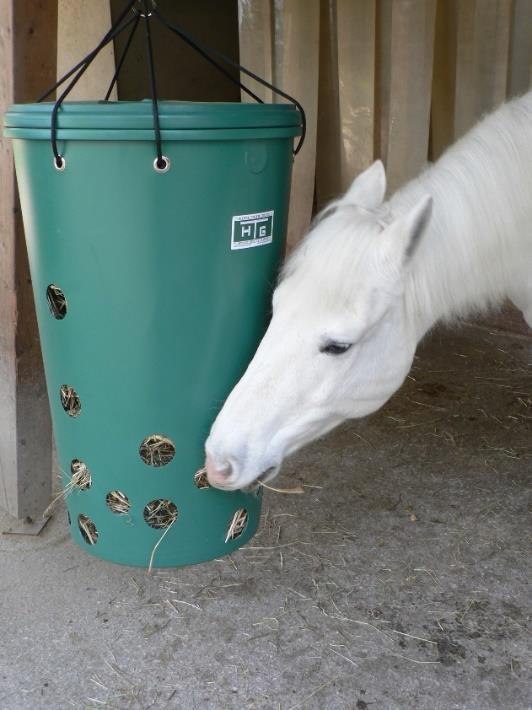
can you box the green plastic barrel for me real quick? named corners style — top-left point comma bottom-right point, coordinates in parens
top-left (4, 100), bottom-right (300, 567)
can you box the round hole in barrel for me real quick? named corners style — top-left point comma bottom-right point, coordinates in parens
top-left (143, 499), bottom-right (178, 529)
top-left (194, 468), bottom-right (210, 489)
top-left (70, 459), bottom-right (91, 490)
top-left (46, 284), bottom-right (67, 319)
top-left (106, 490), bottom-right (130, 515)
top-left (139, 434), bottom-right (175, 467)
top-left (60, 385), bottom-right (81, 417)
top-left (78, 514), bottom-right (98, 545)
top-left (225, 508), bottom-right (248, 543)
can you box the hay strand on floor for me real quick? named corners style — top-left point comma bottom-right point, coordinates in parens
top-left (258, 480), bottom-right (305, 495)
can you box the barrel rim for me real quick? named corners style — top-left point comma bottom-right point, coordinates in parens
top-left (4, 100), bottom-right (302, 134)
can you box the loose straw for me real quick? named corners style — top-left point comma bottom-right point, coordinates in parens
top-left (258, 481), bottom-right (305, 495)
top-left (148, 517), bottom-right (177, 573)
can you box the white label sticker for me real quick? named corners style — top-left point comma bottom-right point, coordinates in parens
top-left (231, 210), bottom-right (274, 250)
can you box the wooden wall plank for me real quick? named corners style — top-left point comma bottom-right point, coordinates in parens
top-left (0, 0), bottom-right (56, 519)
top-left (239, 0), bottom-right (320, 248)
top-left (315, 0), bottom-right (341, 209)
top-left (336, 0), bottom-right (376, 191)
top-left (430, 0), bottom-right (459, 159)
top-left (454, 0), bottom-right (513, 138)
top-left (377, 0), bottom-right (437, 193)
top-left (508, 0), bottom-right (532, 98)
top-left (57, 0), bottom-right (117, 100)
top-left (238, 0), bottom-right (274, 103)
top-left (273, 0), bottom-right (320, 250)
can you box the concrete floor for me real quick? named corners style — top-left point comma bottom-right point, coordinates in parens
top-left (0, 323), bottom-right (530, 710)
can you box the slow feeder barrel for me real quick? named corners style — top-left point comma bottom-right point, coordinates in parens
top-left (4, 101), bottom-right (300, 567)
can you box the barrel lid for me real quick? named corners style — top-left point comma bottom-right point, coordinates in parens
top-left (4, 100), bottom-right (302, 131)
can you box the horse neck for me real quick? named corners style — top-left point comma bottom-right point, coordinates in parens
top-left (390, 172), bottom-right (475, 341)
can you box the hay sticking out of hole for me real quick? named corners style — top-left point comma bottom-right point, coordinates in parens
top-left (60, 384), bottom-right (81, 417)
top-left (46, 284), bottom-right (67, 319)
top-left (258, 480), bottom-right (305, 495)
top-left (71, 459), bottom-right (91, 490)
top-left (139, 434), bottom-right (176, 467)
top-left (78, 513), bottom-right (98, 545)
top-left (148, 516), bottom-right (177, 573)
top-left (106, 490), bottom-right (130, 515)
top-left (225, 508), bottom-right (248, 543)
top-left (143, 498), bottom-right (178, 529)
top-left (194, 468), bottom-right (210, 489)
top-left (42, 459), bottom-right (91, 518)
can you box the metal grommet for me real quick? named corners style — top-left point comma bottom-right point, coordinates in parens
top-left (153, 155), bottom-right (170, 173)
top-left (54, 155), bottom-right (66, 171)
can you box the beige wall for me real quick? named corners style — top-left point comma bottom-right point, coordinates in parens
top-left (239, 0), bottom-right (532, 246)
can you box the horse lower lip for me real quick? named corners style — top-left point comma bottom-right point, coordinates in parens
top-left (258, 466), bottom-right (278, 483)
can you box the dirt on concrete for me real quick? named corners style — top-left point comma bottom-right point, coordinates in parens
top-left (0, 323), bottom-right (530, 709)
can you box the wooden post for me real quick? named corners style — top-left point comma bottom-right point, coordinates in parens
top-left (0, 0), bottom-right (57, 520)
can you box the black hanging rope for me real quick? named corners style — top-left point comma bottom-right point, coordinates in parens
top-left (38, 0), bottom-right (138, 102)
top-left (104, 12), bottom-right (141, 102)
top-left (38, 0), bottom-right (306, 169)
top-left (153, 9), bottom-right (306, 154)
top-left (143, 7), bottom-right (165, 170)
top-left (49, 14), bottom-right (137, 168)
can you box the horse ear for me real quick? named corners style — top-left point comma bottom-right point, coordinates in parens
top-left (342, 160), bottom-right (387, 209)
top-left (380, 195), bottom-right (433, 268)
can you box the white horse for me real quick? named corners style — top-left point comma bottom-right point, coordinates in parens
top-left (205, 91), bottom-right (532, 490)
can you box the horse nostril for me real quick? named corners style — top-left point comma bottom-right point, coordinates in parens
top-left (205, 454), bottom-right (232, 485)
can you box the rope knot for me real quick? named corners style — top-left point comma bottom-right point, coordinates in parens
top-left (133, 0), bottom-right (156, 18)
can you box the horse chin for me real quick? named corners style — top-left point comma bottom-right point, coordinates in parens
top-left (242, 465), bottom-right (280, 493)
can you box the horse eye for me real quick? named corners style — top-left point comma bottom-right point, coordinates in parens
top-left (320, 341), bottom-right (352, 355)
